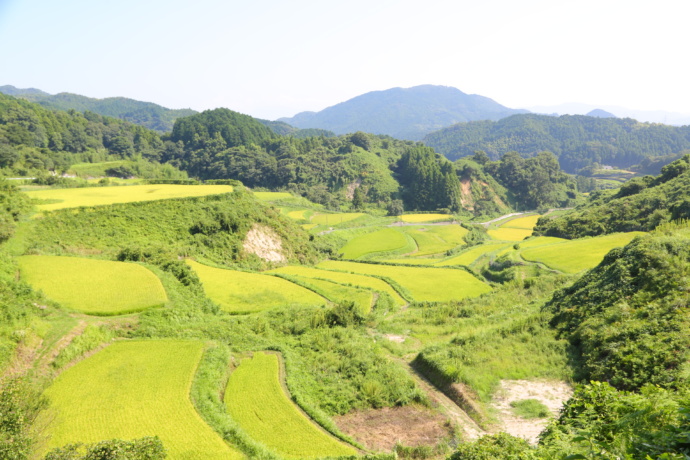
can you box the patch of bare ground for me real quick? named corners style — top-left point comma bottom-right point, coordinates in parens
top-left (491, 379), bottom-right (572, 444)
top-left (384, 334), bottom-right (406, 343)
top-left (334, 405), bottom-right (452, 452)
top-left (242, 224), bottom-right (287, 263)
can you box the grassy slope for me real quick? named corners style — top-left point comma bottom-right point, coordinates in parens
top-left (41, 340), bottom-right (242, 460)
top-left (225, 352), bottom-right (357, 459)
top-left (17, 255), bottom-right (167, 315)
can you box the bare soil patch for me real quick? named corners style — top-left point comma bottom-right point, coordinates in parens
top-left (334, 405), bottom-right (452, 452)
top-left (242, 224), bottom-right (286, 263)
top-left (491, 379), bottom-right (572, 444)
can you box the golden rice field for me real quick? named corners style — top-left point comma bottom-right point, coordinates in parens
top-left (287, 209), bottom-right (312, 220)
top-left (41, 340), bottom-right (242, 460)
top-left (17, 255), bottom-right (167, 315)
top-left (225, 352), bottom-right (357, 459)
top-left (310, 212), bottom-right (366, 225)
top-left (301, 223), bottom-right (318, 230)
top-left (339, 228), bottom-right (411, 259)
top-left (402, 224), bottom-right (468, 256)
top-left (516, 236), bottom-right (569, 249)
top-left (400, 213), bottom-right (453, 223)
top-left (267, 265), bottom-right (407, 307)
top-left (380, 258), bottom-right (440, 266)
top-left (187, 260), bottom-right (325, 313)
top-left (488, 214), bottom-right (541, 241)
top-left (26, 184), bottom-right (234, 211)
top-left (317, 260), bottom-right (491, 302)
top-left (521, 231), bottom-right (646, 273)
top-left (501, 214), bottom-right (542, 229)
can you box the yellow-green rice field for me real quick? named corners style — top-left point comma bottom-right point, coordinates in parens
top-left (436, 243), bottom-right (512, 267)
top-left (402, 225), bottom-right (468, 256)
top-left (17, 255), bottom-right (167, 315)
top-left (317, 260), bottom-right (491, 302)
top-left (225, 352), bottom-right (357, 459)
top-left (26, 184), bottom-right (234, 211)
top-left (266, 265), bottom-right (407, 307)
top-left (310, 213), bottom-right (366, 225)
top-left (521, 232), bottom-right (646, 273)
top-left (187, 260), bottom-right (325, 313)
top-left (400, 213), bottom-right (453, 223)
top-left (41, 340), bottom-right (242, 460)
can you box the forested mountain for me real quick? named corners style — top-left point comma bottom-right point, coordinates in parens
top-left (278, 85), bottom-right (527, 141)
top-left (424, 113), bottom-right (690, 173)
top-left (0, 93), bottom-right (170, 175)
top-left (535, 154), bottom-right (690, 238)
top-left (0, 85), bottom-right (197, 133)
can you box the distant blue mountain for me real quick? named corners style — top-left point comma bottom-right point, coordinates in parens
top-left (278, 85), bottom-right (528, 140)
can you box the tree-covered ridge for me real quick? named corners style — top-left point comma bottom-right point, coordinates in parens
top-left (279, 85), bottom-right (527, 141)
top-left (535, 154), bottom-right (690, 238)
top-left (424, 113), bottom-right (690, 173)
top-left (545, 224), bottom-right (690, 391)
top-left (0, 85), bottom-right (197, 133)
top-left (0, 93), bottom-right (167, 175)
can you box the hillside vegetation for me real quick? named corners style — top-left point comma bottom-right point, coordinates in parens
top-left (535, 153), bottom-right (690, 238)
top-left (424, 113), bottom-right (690, 173)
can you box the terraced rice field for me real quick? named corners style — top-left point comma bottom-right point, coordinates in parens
top-left (26, 184), bottom-right (234, 211)
top-left (267, 266), bottom-right (407, 307)
top-left (501, 215), bottom-right (542, 229)
top-left (339, 228), bottom-right (412, 259)
top-left (187, 260), bottom-right (325, 313)
top-left (317, 260), bottom-right (491, 302)
top-left (402, 225), bottom-right (468, 256)
top-left (287, 209), bottom-right (313, 220)
top-left (400, 213), bottom-right (453, 223)
top-left (225, 352), bottom-right (357, 459)
top-left (42, 340), bottom-right (241, 460)
top-left (436, 243), bottom-right (512, 267)
top-left (17, 255), bottom-right (167, 315)
top-left (280, 275), bottom-right (374, 314)
top-left (310, 212), bottom-right (366, 225)
top-left (521, 232), bottom-right (646, 273)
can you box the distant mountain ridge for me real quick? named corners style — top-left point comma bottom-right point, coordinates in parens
top-left (0, 85), bottom-right (197, 133)
top-left (278, 85), bottom-right (528, 140)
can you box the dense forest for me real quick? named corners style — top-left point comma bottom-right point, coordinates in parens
top-left (424, 113), bottom-right (690, 173)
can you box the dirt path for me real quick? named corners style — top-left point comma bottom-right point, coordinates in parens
top-left (35, 320), bottom-right (88, 371)
top-left (387, 354), bottom-right (485, 440)
top-left (478, 212), bottom-right (525, 227)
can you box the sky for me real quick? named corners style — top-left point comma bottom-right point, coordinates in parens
top-left (1, 0), bottom-right (689, 120)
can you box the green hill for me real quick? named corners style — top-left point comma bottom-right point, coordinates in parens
top-left (535, 154), bottom-right (690, 238)
top-left (424, 113), bottom-right (690, 173)
top-left (0, 85), bottom-right (197, 133)
top-left (278, 85), bottom-right (527, 141)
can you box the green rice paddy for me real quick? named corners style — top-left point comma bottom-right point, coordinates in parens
top-left (281, 275), bottom-right (374, 314)
top-left (225, 352), bottom-right (357, 459)
top-left (26, 184), bottom-right (234, 211)
top-left (317, 260), bottom-right (492, 302)
top-left (521, 232), bottom-right (646, 273)
top-left (402, 224), bottom-right (468, 256)
top-left (17, 255), bottom-right (167, 315)
top-left (339, 228), bottom-right (411, 259)
top-left (187, 260), bottom-right (325, 313)
top-left (436, 243), bottom-right (512, 267)
top-left (42, 340), bottom-right (242, 460)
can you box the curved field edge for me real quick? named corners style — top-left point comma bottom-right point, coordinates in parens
top-left (224, 351), bottom-right (358, 459)
top-left (17, 255), bottom-right (167, 315)
top-left (40, 340), bottom-right (242, 460)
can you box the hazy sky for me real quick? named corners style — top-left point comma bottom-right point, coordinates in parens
top-left (1, 0), bottom-right (688, 119)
